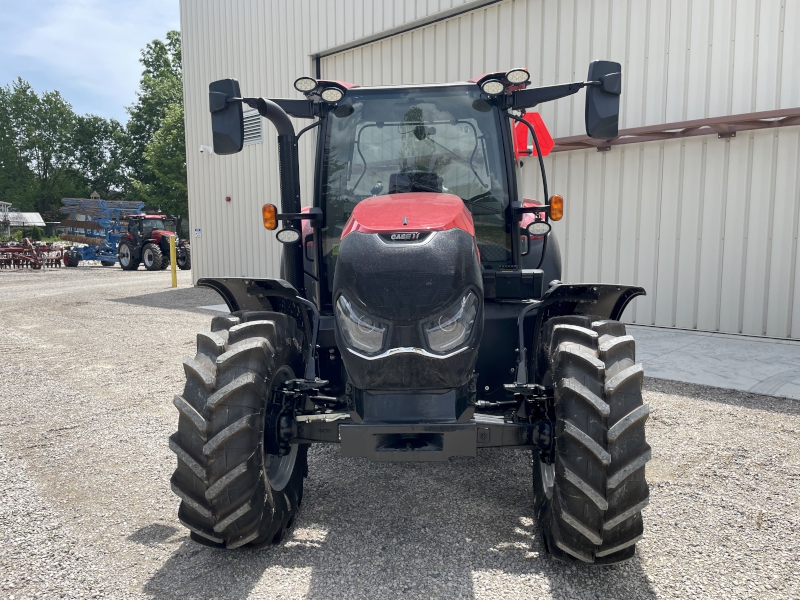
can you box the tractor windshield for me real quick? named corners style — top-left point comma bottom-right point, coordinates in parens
top-left (141, 219), bottom-right (166, 231)
top-left (321, 85), bottom-right (512, 294)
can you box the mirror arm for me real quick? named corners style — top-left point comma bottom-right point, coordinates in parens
top-left (511, 81), bottom-right (587, 109)
top-left (505, 110), bottom-right (550, 270)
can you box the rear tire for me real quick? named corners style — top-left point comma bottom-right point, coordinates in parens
top-left (101, 261), bottom-right (115, 267)
top-left (118, 241), bottom-right (139, 270)
top-left (534, 316), bottom-right (650, 564)
top-left (142, 243), bottom-right (163, 271)
top-left (170, 310), bottom-right (308, 549)
top-left (177, 247), bottom-right (191, 270)
top-left (64, 251), bottom-right (79, 268)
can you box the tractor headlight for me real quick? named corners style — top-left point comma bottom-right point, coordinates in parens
top-left (423, 291), bottom-right (479, 353)
top-left (335, 295), bottom-right (386, 355)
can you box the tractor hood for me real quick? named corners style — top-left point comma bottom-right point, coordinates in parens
top-left (332, 193), bottom-right (484, 392)
top-left (340, 193), bottom-right (475, 237)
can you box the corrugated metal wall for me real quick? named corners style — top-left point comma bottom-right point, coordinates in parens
top-left (182, 0), bottom-right (800, 338)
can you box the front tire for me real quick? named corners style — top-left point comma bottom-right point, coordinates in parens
top-left (142, 243), bottom-right (163, 271)
top-left (535, 316), bottom-right (651, 564)
top-left (170, 310), bottom-right (307, 549)
top-left (118, 241), bottom-right (139, 270)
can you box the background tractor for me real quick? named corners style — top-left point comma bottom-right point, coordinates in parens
top-left (169, 62), bottom-right (650, 564)
top-left (118, 214), bottom-right (191, 271)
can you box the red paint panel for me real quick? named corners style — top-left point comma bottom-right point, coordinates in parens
top-left (514, 112), bottom-right (554, 158)
top-left (340, 193), bottom-right (475, 239)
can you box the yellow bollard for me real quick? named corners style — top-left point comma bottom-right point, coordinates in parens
top-left (169, 234), bottom-right (177, 288)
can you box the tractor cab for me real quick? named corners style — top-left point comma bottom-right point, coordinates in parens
top-left (318, 84), bottom-right (514, 305)
top-left (126, 214), bottom-right (170, 242)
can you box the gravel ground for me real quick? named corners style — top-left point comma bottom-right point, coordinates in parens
top-left (0, 266), bottom-right (798, 600)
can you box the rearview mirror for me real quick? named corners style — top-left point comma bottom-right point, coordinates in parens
top-left (209, 78), bottom-right (244, 155)
top-left (585, 61), bottom-right (621, 140)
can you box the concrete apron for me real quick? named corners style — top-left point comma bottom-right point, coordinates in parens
top-left (628, 324), bottom-right (800, 401)
top-left (198, 303), bottom-right (800, 401)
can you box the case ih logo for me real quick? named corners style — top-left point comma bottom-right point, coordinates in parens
top-left (390, 232), bottom-right (421, 241)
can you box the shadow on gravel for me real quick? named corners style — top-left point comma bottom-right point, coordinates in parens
top-left (111, 286), bottom-right (224, 314)
top-left (128, 524), bottom-right (180, 546)
top-left (143, 447), bottom-right (657, 599)
top-left (645, 377), bottom-right (800, 416)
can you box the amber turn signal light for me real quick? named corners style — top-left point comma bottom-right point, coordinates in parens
top-left (549, 194), bottom-right (564, 221)
top-left (262, 203), bottom-right (278, 230)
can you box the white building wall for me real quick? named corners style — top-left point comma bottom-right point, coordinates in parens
top-left (182, 0), bottom-right (800, 338)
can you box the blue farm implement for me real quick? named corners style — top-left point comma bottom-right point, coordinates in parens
top-left (60, 198), bottom-right (144, 267)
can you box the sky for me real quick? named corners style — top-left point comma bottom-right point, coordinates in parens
top-left (0, 0), bottom-right (181, 123)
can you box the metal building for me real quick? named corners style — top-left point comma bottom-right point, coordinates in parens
top-left (180, 0), bottom-right (800, 339)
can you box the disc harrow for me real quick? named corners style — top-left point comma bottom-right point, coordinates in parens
top-left (0, 239), bottom-right (64, 269)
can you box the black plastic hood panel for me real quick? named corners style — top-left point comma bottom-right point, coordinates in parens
top-left (334, 228), bottom-right (482, 321)
top-left (333, 228), bottom-right (483, 391)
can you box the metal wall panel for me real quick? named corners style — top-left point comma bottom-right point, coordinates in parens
top-left (182, 0), bottom-right (800, 338)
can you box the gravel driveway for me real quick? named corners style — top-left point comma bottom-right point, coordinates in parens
top-left (0, 267), bottom-right (798, 599)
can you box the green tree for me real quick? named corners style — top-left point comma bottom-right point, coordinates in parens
top-left (0, 78), bottom-right (129, 217)
top-left (126, 30), bottom-right (187, 216)
top-left (125, 31), bottom-right (183, 197)
top-left (132, 102), bottom-right (187, 216)
top-left (0, 85), bottom-right (37, 210)
top-left (5, 78), bottom-right (84, 213)
top-left (72, 114), bottom-right (127, 198)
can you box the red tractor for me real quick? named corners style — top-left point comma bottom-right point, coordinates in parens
top-left (118, 214), bottom-right (191, 271)
top-left (170, 63), bottom-right (650, 564)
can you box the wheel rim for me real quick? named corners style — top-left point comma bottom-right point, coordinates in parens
top-left (537, 456), bottom-right (555, 501)
top-left (542, 463), bottom-right (554, 498)
top-left (119, 245), bottom-right (130, 266)
top-left (266, 444), bottom-right (298, 492)
top-left (143, 248), bottom-right (153, 267)
top-left (264, 366), bottom-right (297, 492)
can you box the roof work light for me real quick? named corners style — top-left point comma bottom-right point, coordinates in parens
top-left (294, 77), bottom-right (318, 93)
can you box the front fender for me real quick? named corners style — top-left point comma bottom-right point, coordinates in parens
top-left (198, 277), bottom-right (303, 313)
top-left (530, 282), bottom-right (646, 383)
top-left (538, 282), bottom-right (645, 322)
top-left (198, 277), bottom-right (320, 380)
